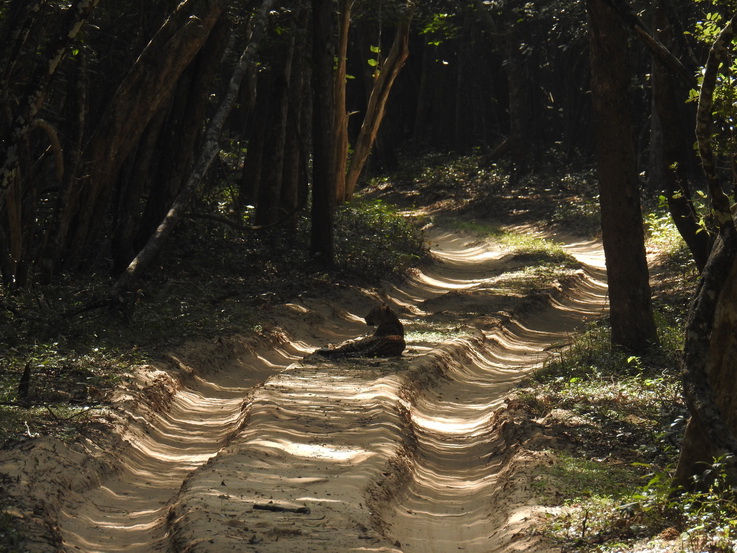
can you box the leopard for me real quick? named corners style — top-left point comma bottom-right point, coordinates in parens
top-left (315, 303), bottom-right (406, 358)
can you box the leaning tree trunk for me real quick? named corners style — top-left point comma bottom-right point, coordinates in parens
top-left (674, 14), bottom-right (737, 490)
top-left (111, 0), bottom-right (276, 296)
top-left (54, 0), bottom-right (224, 270)
top-left (587, 0), bottom-right (658, 353)
top-left (131, 15), bottom-right (230, 267)
top-left (344, 2), bottom-right (415, 201)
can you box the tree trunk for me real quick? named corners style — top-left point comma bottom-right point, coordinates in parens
top-left (473, 0), bottom-right (529, 164)
top-left (344, 2), bottom-right (415, 200)
top-left (333, 0), bottom-right (351, 204)
top-left (255, 15), bottom-right (297, 227)
top-left (674, 14), bottom-right (737, 489)
top-left (55, 0), bottom-right (224, 269)
top-left (281, 8), bottom-right (310, 228)
top-left (651, 0), bottom-right (709, 272)
top-left (0, 0), bottom-right (101, 212)
top-left (111, 0), bottom-right (276, 295)
top-left (310, 0), bottom-right (336, 263)
top-left (587, 0), bottom-right (658, 353)
top-left (132, 14), bottom-right (230, 260)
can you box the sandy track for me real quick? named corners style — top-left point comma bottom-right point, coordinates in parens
top-left (2, 225), bottom-right (607, 552)
top-left (165, 228), bottom-right (608, 552)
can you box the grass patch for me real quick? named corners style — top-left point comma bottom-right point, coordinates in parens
top-left (519, 321), bottom-right (685, 549)
top-left (452, 218), bottom-right (573, 259)
top-left (516, 292), bottom-right (737, 551)
top-left (335, 198), bottom-right (428, 280)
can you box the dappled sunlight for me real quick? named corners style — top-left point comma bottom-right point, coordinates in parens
top-left (56, 220), bottom-right (609, 553)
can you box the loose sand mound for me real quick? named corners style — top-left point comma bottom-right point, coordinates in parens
top-left (0, 225), bottom-right (607, 552)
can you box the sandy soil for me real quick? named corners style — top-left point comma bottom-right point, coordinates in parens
top-left (0, 223), bottom-right (607, 553)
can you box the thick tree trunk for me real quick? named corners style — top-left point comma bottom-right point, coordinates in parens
top-left (310, 0), bottom-right (336, 262)
top-left (587, 0), bottom-right (658, 353)
top-left (675, 14), bottom-right (737, 489)
top-left (55, 0), bottom-right (224, 269)
top-left (344, 3), bottom-right (415, 200)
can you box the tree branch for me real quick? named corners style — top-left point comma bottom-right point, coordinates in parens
top-left (600, 0), bottom-right (694, 88)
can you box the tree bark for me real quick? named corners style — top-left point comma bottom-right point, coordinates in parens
top-left (587, 0), bottom-right (658, 353)
top-left (344, 2), bottom-right (415, 200)
top-left (333, 0), bottom-right (351, 204)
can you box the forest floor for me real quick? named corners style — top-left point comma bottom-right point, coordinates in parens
top-left (0, 156), bottom-right (695, 553)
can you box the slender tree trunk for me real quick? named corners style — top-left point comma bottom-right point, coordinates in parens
top-left (239, 70), bottom-right (270, 208)
top-left (651, 1), bottom-right (709, 272)
top-left (344, 2), bottom-right (415, 200)
top-left (281, 8), bottom-right (310, 227)
top-left (587, 0), bottom-right (658, 353)
top-left (333, 0), bottom-right (352, 204)
top-left (473, 0), bottom-right (529, 163)
top-left (310, 0), bottom-right (336, 262)
top-left (0, 0), bottom-right (101, 212)
top-left (255, 15), bottom-right (297, 226)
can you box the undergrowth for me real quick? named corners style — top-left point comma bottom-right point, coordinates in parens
top-left (0, 197), bottom-right (427, 447)
top-left (520, 216), bottom-right (734, 552)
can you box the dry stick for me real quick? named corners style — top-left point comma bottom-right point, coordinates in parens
top-left (110, 0), bottom-right (276, 298)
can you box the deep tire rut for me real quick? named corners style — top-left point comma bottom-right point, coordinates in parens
top-left (45, 227), bottom-right (607, 553)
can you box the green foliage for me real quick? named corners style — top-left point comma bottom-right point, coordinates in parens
top-left (687, 4), bottom-right (737, 161)
top-left (335, 198), bottom-right (428, 280)
top-left (419, 12), bottom-right (460, 46)
top-left (644, 202), bottom-right (695, 257)
top-left (679, 457), bottom-right (737, 552)
top-left (525, 287), bottom-right (737, 551)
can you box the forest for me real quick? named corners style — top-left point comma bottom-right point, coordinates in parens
top-left (2, 0), bottom-right (737, 551)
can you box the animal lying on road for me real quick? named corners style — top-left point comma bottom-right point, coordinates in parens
top-left (315, 304), bottom-right (406, 358)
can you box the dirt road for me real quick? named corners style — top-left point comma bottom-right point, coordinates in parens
top-left (4, 225), bottom-right (607, 552)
